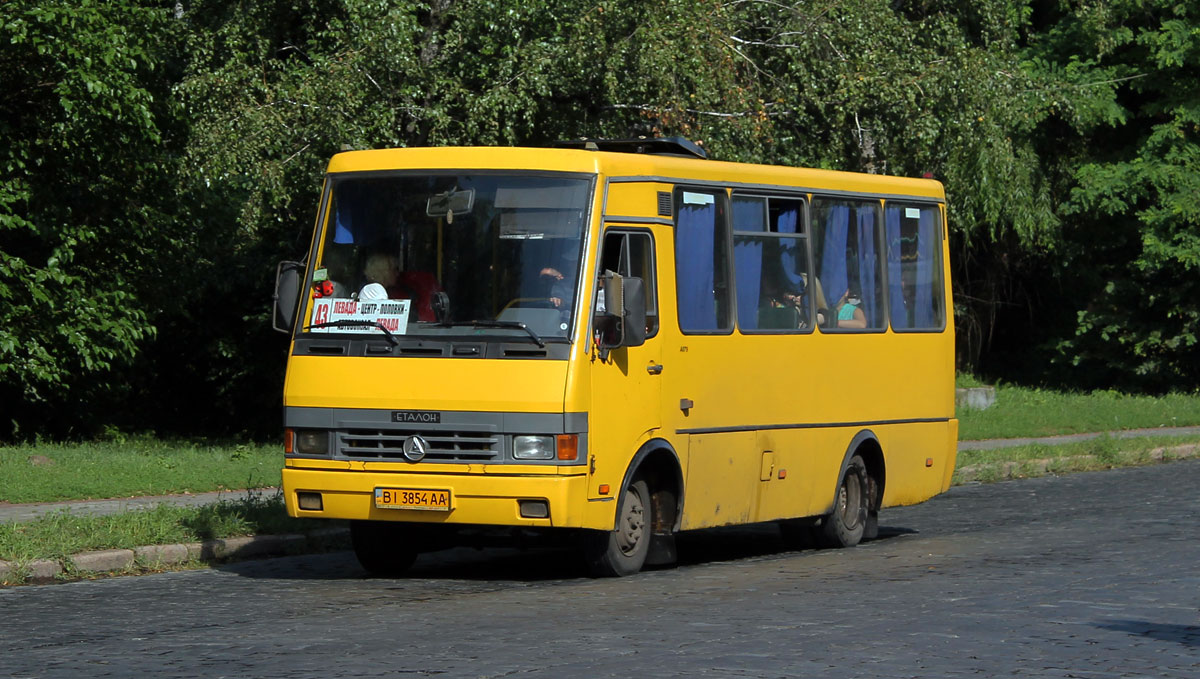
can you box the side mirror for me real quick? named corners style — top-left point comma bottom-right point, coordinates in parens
top-left (598, 272), bottom-right (647, 359)
top-left (272, 261), bottom-right (305, 334)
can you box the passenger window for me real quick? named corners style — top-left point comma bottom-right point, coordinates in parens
top-left (812, 198), bottom-right (885, 332)
top-left (886, 203), bottom-right (945, 330)
top-left (675, 189), bottom-right (732, 333)
top-left (732, 195), bottom-right (811, 332)
top-left (596, 230), bottom-right (658, 337)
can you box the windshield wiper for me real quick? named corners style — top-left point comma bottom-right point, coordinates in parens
top-left (464, 320), bottom-right (546, 348)
top-left (304, 320), bottom-right (399, 347)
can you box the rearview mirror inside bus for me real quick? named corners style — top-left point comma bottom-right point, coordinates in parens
top-left (598, 272), bottom-right (647, 358)
top-left (272, 260), bottom-right (304, 333)
top-left (425, 188), bottom-right (475, 217)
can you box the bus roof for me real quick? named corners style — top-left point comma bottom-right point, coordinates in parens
top-left (325, 146), bottom-right (946, 201)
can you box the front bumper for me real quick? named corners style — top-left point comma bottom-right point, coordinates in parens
top-left (283, 467), bottom-right (593, 528)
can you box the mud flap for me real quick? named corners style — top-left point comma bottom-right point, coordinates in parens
top-left (645, 531), bottom-right (677, 566)
top-left (864, 509), bottom-right (879, 540)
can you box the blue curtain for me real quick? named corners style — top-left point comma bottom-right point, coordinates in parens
top-left (732, 200), bottom-right (765, 330)
top-left (777, 207), bottom-right (805, 294)
top-left (915, 209), bottom-right (937, 327)
top-left (334, 183), bottom-right (368, 244)
top-left (777, 207), bottom-right (798, 234)
top-left (856, 208), bottom-right (877, 326)
top-left (885, 208), bottom-right (906, 328)
top-left (677, 203), bottom-right (717, 330)
top-left (820, 206), bottom-right (850, 305)
top-left (734, 238), bottom-right (762, 330)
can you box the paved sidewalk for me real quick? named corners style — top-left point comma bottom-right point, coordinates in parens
top-left (956, 425), bottom-right (1200, 450)
top-left (0, 488), bottom-right (278, 524)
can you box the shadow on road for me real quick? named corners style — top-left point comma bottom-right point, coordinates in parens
top-left (1095, 620), bottom-right (1200, 648)
top-left (215, 522), bottom-right (919, 583)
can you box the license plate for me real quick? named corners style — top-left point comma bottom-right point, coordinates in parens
top-left (374, 487), bottom-right (452, 511)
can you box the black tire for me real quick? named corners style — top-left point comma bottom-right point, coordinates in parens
top-left (584, 478), bottom-right (652, 577)
top-left (819, 454), bottom-right (869, 548)
top-left (350, 520), bottom-right (419, 577)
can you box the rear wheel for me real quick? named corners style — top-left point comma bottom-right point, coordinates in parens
top-left (819, 454), bottom-right (869, 548)
top-left (350, 520), bottom-right (419, 576)
top-left (584, 478), bottom-right (652, 577)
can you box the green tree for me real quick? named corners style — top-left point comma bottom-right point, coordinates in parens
top-left (1040, 1), bottom-right (1200, 389)
top-left (0, 0), bottom-right (182, 438)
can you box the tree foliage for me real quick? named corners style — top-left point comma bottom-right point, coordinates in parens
top-left (1052, 0), bottom-right (1200, 389)
top-left (2, 0), bottom-right (1197, 440)
top-left (0, 0), bottom-right (182, 435)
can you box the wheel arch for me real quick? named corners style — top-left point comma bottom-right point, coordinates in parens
top-left (612, 438), bottom-right (684, 533)
top-left (827, 429), bottom-right (886, 514)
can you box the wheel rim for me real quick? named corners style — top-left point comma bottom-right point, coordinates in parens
top-left (837, 470), bottom-right (864, 530)
top-left (615, 486), bottom-right (646, 555)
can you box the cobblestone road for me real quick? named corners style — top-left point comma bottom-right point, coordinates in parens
top-left (2, 461), bottom-right (1197, 678)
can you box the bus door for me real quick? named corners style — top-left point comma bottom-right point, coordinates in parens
top-left (588, 227), bottom-right (663, 498)
top-left (660, 187), bottom-right (763, 530)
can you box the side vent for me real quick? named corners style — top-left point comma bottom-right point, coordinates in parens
top-left (400, 346), bottom-right (445, 357)
top-left (504, 348), bottom-right (548, 358)
top-left (657, 191), bottom-right (673, 217)
top-left (306, 344), bottom-right (347, 355)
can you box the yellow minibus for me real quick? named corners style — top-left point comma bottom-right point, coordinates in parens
top-left (272, 138), bottom-right (957, 576)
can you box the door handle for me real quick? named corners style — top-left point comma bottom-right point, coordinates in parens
top-left (646, 362), bottom-right (663, 375)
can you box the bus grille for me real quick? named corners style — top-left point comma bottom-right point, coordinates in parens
top-left (337, 429), bottom-right (500, 462)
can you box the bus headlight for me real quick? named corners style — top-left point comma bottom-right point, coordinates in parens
top-left (295, 430), bottom-right (329, 455)
top-left (512, 435), bottom-right (555, 460)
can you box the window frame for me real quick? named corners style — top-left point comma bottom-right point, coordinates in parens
top-left (730, 192), bottom-right (814, 335)
top-left (810, 195), bottom-right (888, 335)
top-left (883, 200), bottom-right (948, 334)
top-left (593, 227), bottom-right (660, 340)
top-left (673, 186), bottom-right (734, 336)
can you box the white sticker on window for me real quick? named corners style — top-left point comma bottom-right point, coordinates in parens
top-left (309, 297), bottom-right (410, 335)
top-left (683, 192), bottom-right (715, 206)
top-left (905, 208), bottom-right (921, 219)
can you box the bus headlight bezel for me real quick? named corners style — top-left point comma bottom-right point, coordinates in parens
top-left (294, 429), bottom-right (330, 455)
top-left (512, 435), bottom-right (555, 460)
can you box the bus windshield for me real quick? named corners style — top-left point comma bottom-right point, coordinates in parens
top-left (303, 172), bottom-right (592, 342)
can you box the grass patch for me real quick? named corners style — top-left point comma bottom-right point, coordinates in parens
top-left (957, 383), bottom-right (1200, 440)
top-left (0, 439), bottom-right (280, 503)
top-left (0, 490), bottom-right (330, 564)
top-left (953, 435), bottom-right (1200, 484)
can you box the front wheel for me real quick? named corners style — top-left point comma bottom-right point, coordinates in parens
top-left (818, 454), bottom-right (869, 548)
top-left (584, 478), bottom-right (652, 577)
top-left (350, 520), bottom-right (419, 577)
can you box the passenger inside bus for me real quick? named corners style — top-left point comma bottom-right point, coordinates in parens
top-left (834, 287), bottom-right (867, 329)
top-left (759, 274), bottom-right (805, 329)
top-left (359, 252), bottom-right (441, 321)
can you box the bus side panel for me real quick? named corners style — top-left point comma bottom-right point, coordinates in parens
top-left (679, 431), bottom-right (758, 530)
top-left (878, 420), bottom-right (959, 507)
top-left (752, 429), bottom-right (817, 523)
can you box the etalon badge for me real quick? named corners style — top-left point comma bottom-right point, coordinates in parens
top-left (402, 435), bottom-right (429, 462)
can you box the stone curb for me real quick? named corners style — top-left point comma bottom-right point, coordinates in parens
top-left (0, 527), bottom-right (350, 587)
top-left (954, 443), bottom-right (1200, 483)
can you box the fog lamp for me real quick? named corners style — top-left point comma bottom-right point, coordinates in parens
top-left (519, 499), bottom-right (550, 519)
top-left (513, 435), bottom-right (555, 460)
top-left (297, 492), bottom-right (323, 511)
